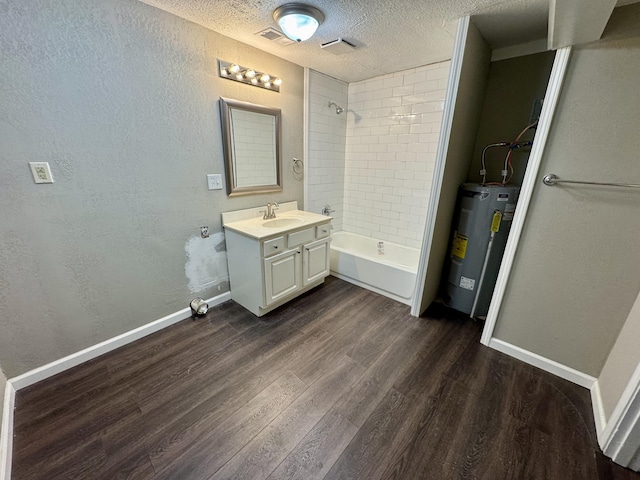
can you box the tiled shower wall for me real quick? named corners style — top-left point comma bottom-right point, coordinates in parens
top-left (306, 70), bottom-right (348, 231)
top-left (343, 61), bottom-right (450, 249)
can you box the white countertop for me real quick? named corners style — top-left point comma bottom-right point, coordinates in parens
top-left (223, 209), bottom-right (332, 240)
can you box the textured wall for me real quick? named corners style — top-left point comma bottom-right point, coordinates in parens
top-left (306, 70), bottom-right (348, 230)
top-left (494, 4), bottom-right (640, 376)
top-left (467, 51), bottom-right (555, 186)
top-left (0, 0), bottom-right (303, 376)
top-left (343, 61), bottom-right (450, 249)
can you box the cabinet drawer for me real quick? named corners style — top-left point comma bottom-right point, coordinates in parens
top-left (263, 236), bottom-right (285, 257)
top-left (287, 228), bottom-right (314, 248)
top-left (316, 224), bottom-right (331, 239)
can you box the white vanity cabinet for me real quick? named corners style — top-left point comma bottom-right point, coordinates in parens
top-left (223, 206), bottom-right (331, 317)
top-left (264, 245), bottom-right (301, 306)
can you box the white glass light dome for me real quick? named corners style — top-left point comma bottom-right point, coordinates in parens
top-left (273, 4), bottom-right (324, 42)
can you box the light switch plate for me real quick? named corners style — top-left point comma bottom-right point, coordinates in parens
top-left (207, 174), bottom-right (223, 190)
top-left (29, 162), bottom-right (54, 184)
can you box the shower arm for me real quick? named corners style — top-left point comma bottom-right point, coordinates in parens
top-left (328, 101), bottom-right (344, 114)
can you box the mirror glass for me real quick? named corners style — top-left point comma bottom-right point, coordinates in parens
top-left (219, 97), bottom-right (282, 196)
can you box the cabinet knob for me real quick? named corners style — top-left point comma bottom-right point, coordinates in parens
top-left (274, 245), bottom-right (278, 249)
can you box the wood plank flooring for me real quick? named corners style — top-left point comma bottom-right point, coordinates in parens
top-left (11, 277), bottom-right (640, 479)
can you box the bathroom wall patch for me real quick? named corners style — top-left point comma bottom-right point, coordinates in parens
top-left (184, 232), bottom-right (229, 293)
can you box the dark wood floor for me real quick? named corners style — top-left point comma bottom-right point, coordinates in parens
top-left (11, 277), bottom-right (640, 479)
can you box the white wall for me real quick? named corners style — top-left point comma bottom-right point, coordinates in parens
top-left (493, 3), bottom-right (640, 376)
top-left (599, 289), bottom-right (640, 420)
top-left (343, 62), bottom-right (450, 249)
top-left (0, 0), bottom-right (304, 376)
top-left (306, 71), bottom-right (348, 230)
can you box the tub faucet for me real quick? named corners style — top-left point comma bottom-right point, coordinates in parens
top-left (264, 202), bottom-right (279, 219)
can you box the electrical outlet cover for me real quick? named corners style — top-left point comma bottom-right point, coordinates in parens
top-left (29, 162), bottom-right (54, 184)
top-left (207, 174), bottom-right (223, 190)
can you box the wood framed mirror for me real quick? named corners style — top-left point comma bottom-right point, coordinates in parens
top-left (219, 97), bottom-right (282, 197)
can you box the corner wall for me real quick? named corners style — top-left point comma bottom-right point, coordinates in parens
top-left (0, 0), bottom-right (304, 376)
top-left (417, 19), bottom-right (491, 312)
top-left (599, 290), bottom-right (640, 420)
top-left (467, 51), bottom-right (555, 186)
top-left (306, 71), bottom-right (348, 229)
top-left (493, 4), bottom-right (640, 376)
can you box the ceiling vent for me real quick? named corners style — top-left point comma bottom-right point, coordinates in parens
top-left (321, 38), bottom-right (357, 55)
top-left (255, 27), bottom-right (295, 46)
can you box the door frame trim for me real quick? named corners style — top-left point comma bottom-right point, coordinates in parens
top-left (411, 16), bottom-right (470, 316)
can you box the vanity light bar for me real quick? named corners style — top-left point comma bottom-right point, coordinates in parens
top-left (218, 60), bottom-right (281, 93)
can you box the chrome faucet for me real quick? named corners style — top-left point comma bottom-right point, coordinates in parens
top-left (263, 202), bottom-right (279, 220)
top-left (321, 205), bottom-right (335, 216)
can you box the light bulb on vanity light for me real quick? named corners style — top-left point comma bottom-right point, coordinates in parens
top-left (217, 59), bottom-right (281, 92)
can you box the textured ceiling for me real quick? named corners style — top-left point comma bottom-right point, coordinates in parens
top-left (136, 0), bottom-right (625, 83)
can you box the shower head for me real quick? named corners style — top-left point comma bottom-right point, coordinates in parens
top-left (328, 101), bottom-right (344, 114)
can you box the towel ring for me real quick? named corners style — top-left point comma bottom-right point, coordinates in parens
top-left (293, 157), bottom-right (304, 174)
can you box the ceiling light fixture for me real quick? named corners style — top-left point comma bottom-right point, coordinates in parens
top-left (273, 3), bottom-right (324, 42)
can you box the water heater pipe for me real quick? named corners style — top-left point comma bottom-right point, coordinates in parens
top-left (470, 231), bottom-right (495, 319)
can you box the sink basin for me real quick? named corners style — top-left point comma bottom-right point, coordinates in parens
top-left (262, 217), bottom-right (305, 228)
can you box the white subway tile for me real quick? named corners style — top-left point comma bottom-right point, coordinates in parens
top-left (382, 76), bottom-right (403, 88)
top-left (403, 70), bottom-right (428, 85)
top-left (397, 133), bottom-right (420, 144)
top-left (371, 125), bottom-right (390, 135)
top-left (387, 144), bottom-right (408, 153)
top-left (392, 85), bottom-right (415, 97)
top-left (426, 67), bottom-right (450, 81)
top-left (381, 96), bottom-right (403, 107)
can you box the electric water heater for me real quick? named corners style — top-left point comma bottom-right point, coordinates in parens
top-left (443, 183), bottom-right (520, 317)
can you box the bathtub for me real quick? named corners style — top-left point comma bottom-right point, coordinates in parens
top-left (329, 231), bottom-right (420, 305)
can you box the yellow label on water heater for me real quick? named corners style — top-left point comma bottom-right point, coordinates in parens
top-left (491, 210), bottom-right (502, 233)
top-left (452, 233), bottom-right (468, 259)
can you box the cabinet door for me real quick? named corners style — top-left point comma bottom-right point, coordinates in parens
top-left (264, 248), bottom-right (301, 306)
top-left (302, 238), bottom-right (331, 287)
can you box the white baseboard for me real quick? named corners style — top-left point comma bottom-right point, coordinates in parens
top-left (487, 338), bottom-right (596, 389)
top-left (10, 292), bottom-right (230, 391)
top-left (600, 361), bottom-right (640, 467)
top-left (591, 380), bottom-right (608, 444)
top-left (1, 381), bottom-right (16, 480)
top-left (0, 291), bottom-right (231, 480)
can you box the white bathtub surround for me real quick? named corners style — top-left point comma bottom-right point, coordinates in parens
top-left (307, 71), bottom-right (348, 230)
top-left (330, 231), bottom-right (419, 305)
top-left (343, 61), bottom-right (451, 249)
